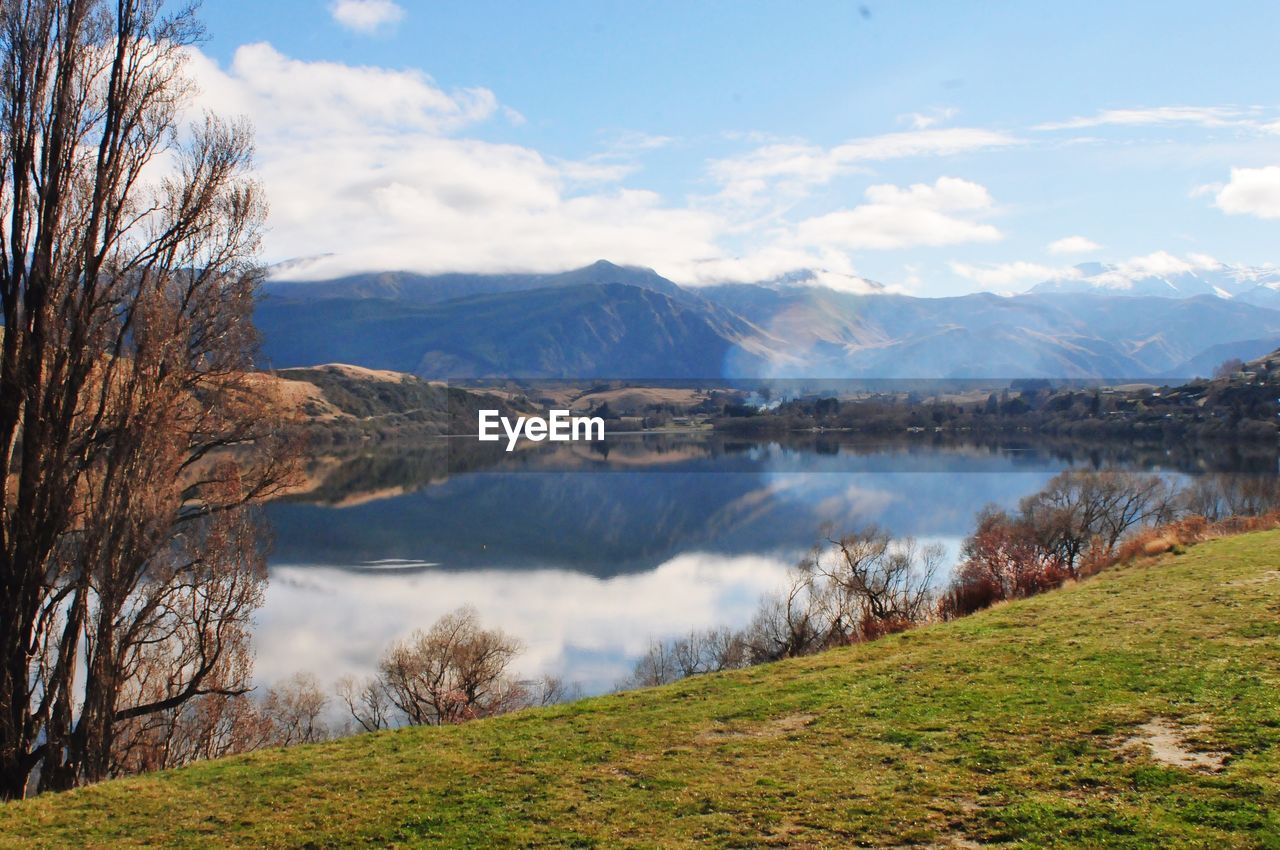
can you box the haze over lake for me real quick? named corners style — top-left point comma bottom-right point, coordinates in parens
top-left (251, 434), bottom-right (1275, 697)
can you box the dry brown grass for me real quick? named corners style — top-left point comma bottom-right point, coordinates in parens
top-left (1084, 511), bottom-right (1280, 576)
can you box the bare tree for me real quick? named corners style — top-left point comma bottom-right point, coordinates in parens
top-left (110, 691), bottom-right (273, 777)
top-left (1178, 473), bottom-right (1280, 522)
top-left (742, 555), bottom-right (840, 663)
top-left (343, 608), bottom-right (526, 730)
top-left (260, 673), bottom-right (330, 746)
top-left (110, 671), bottom-right (329, 773)
top-left (625, 639), bottom-right (681, 688)
top-left (623, 626), bottom-right (748, 689)
top-left (525, 674), bottom-right (579, 707)
top-left (820, 527), bottom-right (940, 638)
top-left (630, 530), bottom-right (940, 681)
top-left (0, 1), bottom-right (297, 796)
top-left (336, 675), bottom-right (394, 734)
top-left (1019, 471), bottom-right (1175, 575)
top-left (672, 626), bottom-right (748, 677)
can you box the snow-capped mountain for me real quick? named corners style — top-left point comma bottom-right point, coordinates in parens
top-left (759, 268), bottom-right (889, 295)
top-left (260, 261), bottom-right (1280, 380)
top-left (1029, 259), bottom-right (1280, 305)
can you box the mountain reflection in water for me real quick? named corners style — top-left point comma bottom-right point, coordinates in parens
top-left (254, 433), bottom-right (1276, 696)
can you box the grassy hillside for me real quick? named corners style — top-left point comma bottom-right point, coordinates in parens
top-left (266, 363), bottom-right (530, 447)
top-left (4, 533), bottom-right (1279, 848)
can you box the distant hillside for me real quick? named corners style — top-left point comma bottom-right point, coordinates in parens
top-left (258, 282), bottom-right (777, 379)
top-left (715, 356), bottom-right (1278, 443)
top-left (5, 531), bottom-right (1277, 847)
top-left (258, 262), bottom-right (1280, 380)
top-left (264, 363), bottom-right (527, 445)
top-left (1248, 346), bottom-right (1280, 372)
top-left (1167, 336), bottom-right (1280, 379)
top-left (700, 285), bottom-right (1280, 379)
top-left (265, 259), bottom-right (695, 306)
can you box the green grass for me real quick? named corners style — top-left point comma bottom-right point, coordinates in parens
top-left (4, 532), bottom-right (1280, 848)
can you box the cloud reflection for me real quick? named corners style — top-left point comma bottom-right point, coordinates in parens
top-left (255, 551), bottom-right (795, 695)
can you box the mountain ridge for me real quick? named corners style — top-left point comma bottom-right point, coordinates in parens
top-left (257, 261), bottom-right (1280, 380)
top-left (266, 259), bottom-right (697, 306)
top-left (1030, 260), bottom-right (1280, 305)
top-left (258, 281), bottom-right (781, 379)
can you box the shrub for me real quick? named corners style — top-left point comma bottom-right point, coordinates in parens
top-left (938, 565), bottom-right (1003, 620)
top-left (941, 507), bottom-right (1070, 617)
top-left (860, 613), bottom-right (916, 640)
top-left (339, 607), bottom-right (528, 731)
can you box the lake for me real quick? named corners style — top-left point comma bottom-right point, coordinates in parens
top-left (253, 433), bottom-right (1276, 697)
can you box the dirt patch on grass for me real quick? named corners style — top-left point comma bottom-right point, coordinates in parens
top-left (1226, 570), bottom-right (1280, 587)
top-left (933, 840), bottom-right (985, 850)
top-left (884, 837), bottom-right (985, 850)
top-left (696, 713), bottom-right (817, 743)
top-left (1121, 718), bottom-right (1228, 772)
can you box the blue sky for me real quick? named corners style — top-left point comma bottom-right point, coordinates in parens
top-left (192, 1), bottom-right (1280, 296)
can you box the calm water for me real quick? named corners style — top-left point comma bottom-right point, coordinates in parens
top-left (253, 434), bottom-right (1275, 696)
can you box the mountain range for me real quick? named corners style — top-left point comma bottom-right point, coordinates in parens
top-left (257, 260), bottom-right (1280, 380)
top-left (1029, 261), bottom-right (1280, 305)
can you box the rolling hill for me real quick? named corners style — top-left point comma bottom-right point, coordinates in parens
top-left (3, 531), bottom-right (1277, 847)
top-left (257, 362), bottom-right (529, 445)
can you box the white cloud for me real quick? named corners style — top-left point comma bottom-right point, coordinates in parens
top-left (950, 261), bottom-right (1079, 289)
top-left (793, 177), bottom-right (1001, 251)
top-left (1035, 106), bottom-right (1252, 131)
top-left (1047, 235), bottom-right (1101, 255)
top-left (156, 39), bottom-right (1280, 295)
top-left (179, 45), bottom-right (1024, 287)
top-left (554, 131), bottom-right (675, 187)
top-left (682, 248), bottom-right (874, 290)
top-left (1081, 251), bottom-right (1222, 289)
top-left (1128, 251), bottom-right (1219, 275)
top-left (951, 251), bottom-right (1241, 294)
top-left (557, 160), bottom-right (638, 185)
top-left (330, 0), bottom-right (404, 33)
top-left (901, 107), bottom-right (958, 130)
top-left (606, 130), bottom-right (675, 152)
top-left (1213, 165), bottom-right (1280, 219)
top-left (182, 45), bottom-right (738, 282)
top-left (709, 128), bottom-right (1019, 203)
top-left (186, 43), bottom-right (496, 136)
top-left (956, 251), bottom-right (1229, 294)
